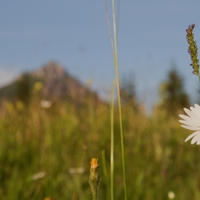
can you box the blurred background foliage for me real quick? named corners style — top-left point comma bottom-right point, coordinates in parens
top-left (0, 63), bottom-right (199, 200)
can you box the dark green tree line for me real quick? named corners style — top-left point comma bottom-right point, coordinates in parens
top-left (158, 68), bottom-right (190, 116)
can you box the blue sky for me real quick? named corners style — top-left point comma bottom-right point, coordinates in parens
top-left (0, 1), bottom-right (200, 110)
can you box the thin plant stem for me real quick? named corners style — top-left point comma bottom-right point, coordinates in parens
top-left (104, 1), bottom-right (127, 199)
top-left (113, 50), bottom-right (128, 200)
top-left (101, 150), bottom-right (108, 178)
top-left (104, 1), bottom-right (115, 199)
top-left (110, 82), bottom-right (116, 200)
top-left (104, 0), bottom-right (114, 54)
top-left (111, 0), bottom-right (127, 200)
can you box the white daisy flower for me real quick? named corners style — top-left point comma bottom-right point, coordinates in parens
top-left (179, 104), bottom-right (200, 145)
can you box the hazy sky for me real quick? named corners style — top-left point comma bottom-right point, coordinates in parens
top-left (0, 1), bottom-right (200, 110)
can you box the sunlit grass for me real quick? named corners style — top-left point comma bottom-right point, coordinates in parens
top-left (0, 96), bottom-right (199, 199)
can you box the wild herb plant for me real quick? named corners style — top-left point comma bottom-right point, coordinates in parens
top-left (179, 24), bottom-right (200, 144)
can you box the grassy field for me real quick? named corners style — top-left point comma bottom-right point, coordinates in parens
top-left (0, 96), bottom-right (199, 200)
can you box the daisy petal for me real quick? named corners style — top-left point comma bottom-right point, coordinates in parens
top-left (191, 133), bottom-right (200, 145)
top-left (179, 114), bottom-right (199, 124)
top-left (194, 104), bottom-right (200, 115)
top-left (181, 125), bottom-right (200, 131)
top-left (179, 104), bottom-right (200, 145)
top-left (185, 131), bottom-right (200, 142)
top-left (184, 107), bottom-right (199, 120)
top-left (191, 106), bottom-right (200, 119)
top-left (195, 104), bottom-right (200, 110)
top-left (179, 119), bottom-right (200, 127)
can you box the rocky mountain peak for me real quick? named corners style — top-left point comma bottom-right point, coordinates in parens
top-left (31, 61), bottom-right (67, 79)
top-left (0, 61), bottom-right (102, 105)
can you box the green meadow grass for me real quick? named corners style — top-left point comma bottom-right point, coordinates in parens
top-left (0, 98), bottom-right (200, 199)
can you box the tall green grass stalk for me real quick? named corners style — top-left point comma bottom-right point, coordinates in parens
top-left (110, 82), bottom-right (115, 200)
top-left (105, 1), bottom-right (127, 199)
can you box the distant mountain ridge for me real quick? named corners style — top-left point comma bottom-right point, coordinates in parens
top-left (0, 62), bottom-right (101, 104)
